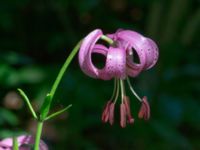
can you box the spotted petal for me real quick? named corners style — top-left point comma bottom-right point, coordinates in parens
top-left (116, 30), bottom-right (159, 77)
top-left (92, 44), bottom-right (126, 80)
top-left (144, 38), bottom-right (159, 69)
top-left (79, 30), bottom-right (126, 80)
top-left (78, 29), bottom-right (103, 78)
top-left (116, 30), bottom-right (147, 77)
top-left (103, 46), bottom-right (126, 79)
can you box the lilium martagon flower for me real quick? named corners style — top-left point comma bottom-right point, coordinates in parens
top-left (78, 29), bottom-right (159, 128)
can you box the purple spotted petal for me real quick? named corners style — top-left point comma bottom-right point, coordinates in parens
top-left (91, 44), bottom-right (111, 80)
top-left (92, 44), bottom-right (126, 80)
top-left (116, 30), bottom-right (147, 77)
top-left (116, 30), bottom-right (159, 76)
top-left (92, 44), bottom-right (107, 56)
top-left (78, 29), bottom-right (103, 78)
top-left (79, 29), bottom-right (158, 79)
top-left (0, 135), bottom-right (48, 150)
top-left (79, 30), bottom-right (126, 80)
top-left (144, 38), bottom-right (159, 69)
top-left (101, 46), bottom-right (126, 79)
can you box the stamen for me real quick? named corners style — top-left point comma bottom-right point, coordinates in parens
top-left (102, 78), bottom-right (118, 124)
top-left (101, 100), bottom-right (112, 123)
top-left (138, 96), bottom-right (150, 120)
top-left (126, 77), bottom-right (142, 102)
top-left (120, 79), bottom-right (126, 103)
top-left (120, 103), bottom-right (126, 128)
top-left (123, 96), bottom-right (134, 124)
top-left (110, 78), bottom-right (117, 101)
top-left (113, 79), bottom-right (120, 104)
top-left (109, 103), bottom-right (115, 125)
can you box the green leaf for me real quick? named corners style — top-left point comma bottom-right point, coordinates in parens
top-left (17, 88), bottom-right (38, 120)
top-left (40, 93), bottom-right (52, 120)
top-left (44, 104), bottom-right (72, 121)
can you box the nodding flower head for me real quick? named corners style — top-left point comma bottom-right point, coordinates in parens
top-left (78, 29), bottom-right (159, 128)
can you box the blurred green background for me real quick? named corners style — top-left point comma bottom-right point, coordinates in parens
top-left (0, 0), bottom-right (200, 149)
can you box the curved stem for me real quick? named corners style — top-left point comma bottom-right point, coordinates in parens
top-left (34, 40), bottom-right (82, 150)
top-left (50, 40), bottom-right (82, 100)
top-left (100, 35), bottom-right (114, 45)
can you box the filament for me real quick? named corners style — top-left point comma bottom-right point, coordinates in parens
top-left (114, 79), bottom-right (120, 104)
top-left (126, 77), bottom-right (142, 102)
top-left (120, 79), bottom-right (126, 103)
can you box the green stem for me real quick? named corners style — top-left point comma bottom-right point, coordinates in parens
top-left (100, 35), bottom-right (114, 45)
top-left (34, 121), bottom-right (43, 150)
top-left (50, 40), bottom-right (82, 101)
top-left (34, 41), bottom-right (82, 150)
top-left (13, 136), bottom-right (19, 150)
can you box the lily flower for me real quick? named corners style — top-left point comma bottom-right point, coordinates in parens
top-left (78, 29), bottom-right (159, 127)
top-left (0, 135), bottom-right (48, 150)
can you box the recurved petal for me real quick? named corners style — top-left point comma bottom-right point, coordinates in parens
top-left (117, 30), bottom-right (158, 71)
top-left (100, 47), bottom-right (126, 80)
top-left (92, 44), bottom-right (108, 56)
top-left (116, 30), bottom-right (147, 77)
top-left (92, 45), bottom-right (127, 80)
top-left (126, 57), bottom-right (144, 77)
top-left (92, 44), bottom-right (112, 80)
top-left (78, 29), bottom-right (103, 78)
top-left (144, 38), bottom-right (159, 70)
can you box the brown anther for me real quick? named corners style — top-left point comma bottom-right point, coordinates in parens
top-left (109, 103), bottom-right (115, 125)
top-left (138, 96), bottom-right (150, 120)
top-left (123, 96), bottom-right (134, 124)
top-left (120, 103), bottom-right (126, 128)
top-left (102, 100), bottom-right (112, 123)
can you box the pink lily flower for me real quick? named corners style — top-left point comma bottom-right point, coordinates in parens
top-left (78, 29), bottom-right (159, 127)
top-left (0, 135), bottom-right (48, 150)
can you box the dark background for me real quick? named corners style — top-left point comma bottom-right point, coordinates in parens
top-left (0, 0), bottom-right (200, 149)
